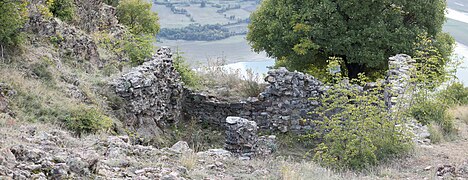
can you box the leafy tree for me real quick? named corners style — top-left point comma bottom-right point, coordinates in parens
top-left (0, 0), bottom-right (28, 58)
top-left (247, 0), bottom-right (453, 78)
top-left (116, 0), bottom-right (160, 36)
top-left (48, 0), bottom-right (76, 22)
top-left (123, 34), bottom-right (155, 65)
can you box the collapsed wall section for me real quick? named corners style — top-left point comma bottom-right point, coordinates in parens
top-left (110, 48), bottom-right (184, 138)
top-left (112, 49), bottom-right (417, 136)
top-left (183, 67), bottom-right (324, 133)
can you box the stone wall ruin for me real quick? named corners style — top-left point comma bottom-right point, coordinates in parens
top-left (112, 48), bottom-right (417, 137)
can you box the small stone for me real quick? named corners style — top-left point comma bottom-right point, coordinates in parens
top-left (170, 141), bottom-right (192, 153)
top-left (135, 169), bottom-right (146, 174)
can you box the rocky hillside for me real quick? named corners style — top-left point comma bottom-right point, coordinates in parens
top-left (1, 0), bottom-right (468, 179)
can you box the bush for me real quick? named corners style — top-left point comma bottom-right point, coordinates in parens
top-left (239, 69), bottom-right (264, 97)
top-left (438, 82), bottom-right (468, 106)
top-left (409, 97), bottom-right (457, 138)
top-left (31, 62), bottom-right (54, 82)
top-left (0, 0), bottom-right (28, 56)
top-left (123, 34), bottom-right (155, 65)
top-left (308, 59), bottom-right (413, 170)
top-left (173, 49), bottom-right (200, 88)
top-left (65, 106), bottom-right (113, 136)
top-left (48, 0), bottom-right (76, 22)
top-left (409, 98), bottom-right (446, 126)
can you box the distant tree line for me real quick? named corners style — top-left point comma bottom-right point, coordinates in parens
top-left (159, 24), bottom-right (246, 41)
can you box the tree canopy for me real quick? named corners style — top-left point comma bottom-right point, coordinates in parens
top-left (116, 0), bottom-right (160, 36)
top-left (0, 0), bottom-right (28, 47)
top-left (247, 0), bottom-right (453, 78)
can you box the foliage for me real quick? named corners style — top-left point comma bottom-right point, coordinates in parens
top-left (159, 24), bottom-right (238, 41)
top-left (123, 34), bottom-right (155, 65)
top-left (31, 62), bottom-right (54, 82)
top-left (116, 0), bottom-right (160, 36)
top-left (173, 49), bottom-right (200, 88)
top-left (239, 69), bottom-right (263, 97)
top-left (408, 34), bottom-right (461, 141)
top-left (0, 0), bottom-right (28, 50)
top-left (438, 82), bottom-right (468, 106)
top-left (412, 33), bottom-right (456, 89)
top-left (65, 105), bottom-right (113, 136)
top-left (247, 0), bottom-right (452, 78)
top-left (409, 97), bottom-right (454, 133)
top-left (13, 91), bottom-right (67, 123)
top-left (308, 58), bottom-right (413, 170)
top-left (47, 0), bottom-right (76, 22)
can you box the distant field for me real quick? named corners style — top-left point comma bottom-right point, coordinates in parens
top-left (152, 0), bottom-right (257, 28)
top-left (223, 8), bottom-right (251, 20)
top-left (184, 6), bottom-right (233, 25)
top-left (224, 24), bottom-right (248, 33)
top-left (152, 5), bottom-right (193, 28)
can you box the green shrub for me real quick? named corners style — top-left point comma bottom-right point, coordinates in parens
top-left (308, 58), bottom-right (413, 170)
top-left (31, 62), bottom-right (54, 82)
top-left (65, 106), bottom-right (113, 136)
top-left (173, 49), bottom-right (200, 88)
top-left (409, 98), bottom-right (446, 126)
top-left (48, 0), bottom-right (76, 22)
top-left (438, 82), bottom-right (468, 106)
top-left (124, 34), bottom-right (155, 65)
top-left (409, 96), bottom-right (457, 137)
top-left (0, 0), bottom-right (28, 56)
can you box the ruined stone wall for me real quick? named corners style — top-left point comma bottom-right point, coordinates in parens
top-left (385, 54), bottom-right (416, 113)
top-left (183, 68), bottom-right (324, 133)
top-left (113, 50), bottom-right (417, 136)
top-left (110, 48), bottom-right (184, 138)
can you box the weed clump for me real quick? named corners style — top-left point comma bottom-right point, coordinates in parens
top-left (173, 49), bottom-right (200, 88)
top-left (65, 105), bottom-right (113, 136)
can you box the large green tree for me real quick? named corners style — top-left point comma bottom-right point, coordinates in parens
top-left (116, 0), bottom-right (159, 36)
top-left (116, 0), bottom-right (160, 65)
top-left (247, 0), bottom-right (453, 78)
top-left (0, 0), bottom-right (28, 58)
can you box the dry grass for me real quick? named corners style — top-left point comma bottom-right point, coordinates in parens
top-left (196, 57), bottom-right (266, 99)
top-left (180, 151), bottom-right (198, 171)
top-left (450, 105), bottom-right (468, 125)
top-left (428, 123), bottom-right (444, 143)
top-left (448, 105), bottom-right (468, 138)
